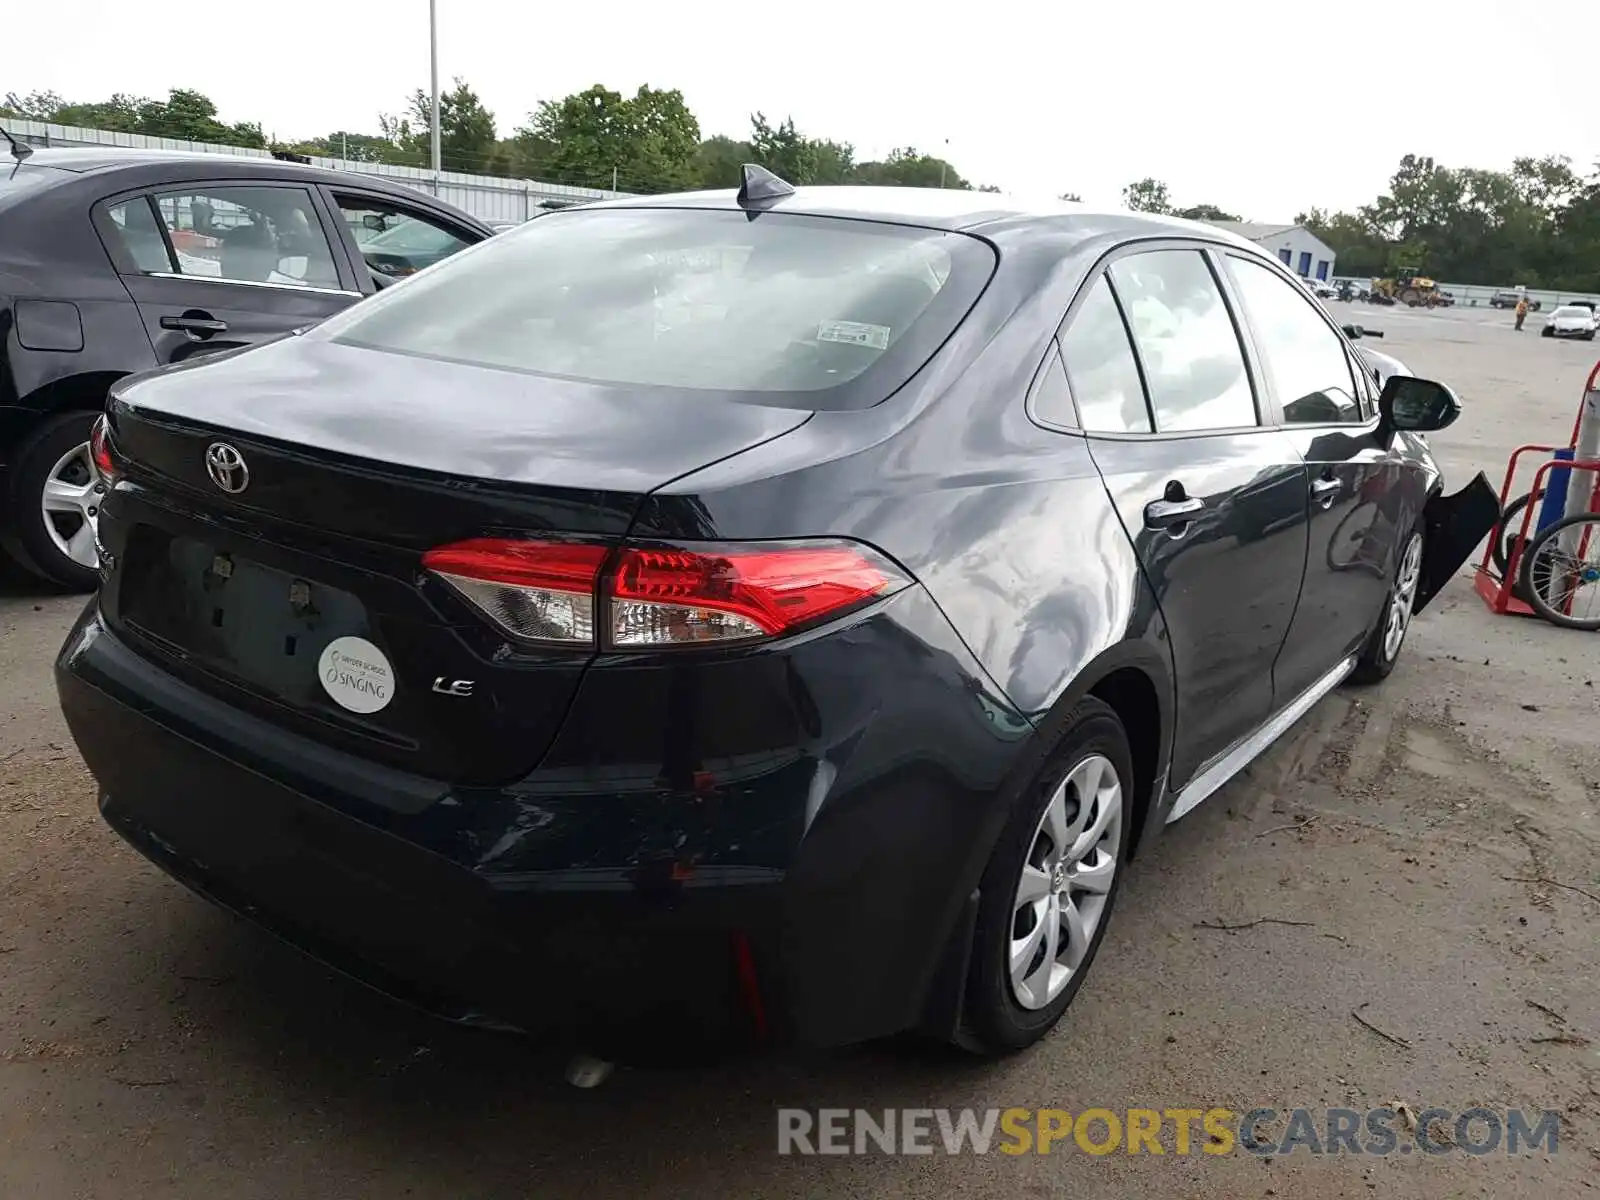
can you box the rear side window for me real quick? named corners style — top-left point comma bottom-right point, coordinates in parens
top-left (315, 207), bottom-right (997, 408)
top-left (1058, 275), bottom-right (1151, 433)
top-left (105, 198), bottom-right (174, 274)
top-left (1109, 250), bottom-right (1258, 433)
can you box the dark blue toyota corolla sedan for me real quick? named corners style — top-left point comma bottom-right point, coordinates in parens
top-left (57, 168), bottom-right (1499, 1062)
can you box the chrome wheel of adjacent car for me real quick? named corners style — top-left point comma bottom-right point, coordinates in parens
top-left (40, 440), bottom-right (103, 572)
top-left (1009, 752), bottom-right (1123, 1011)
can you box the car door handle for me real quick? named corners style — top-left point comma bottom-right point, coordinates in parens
top-left (1311, 477), bottom-right (1342, 508)
top-left (1144, 497), bottom-right (1205, 530)
top-left (160, 314), bottom-right (228, 336)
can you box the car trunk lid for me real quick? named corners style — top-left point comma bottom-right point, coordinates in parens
top-left (100, 336), bottom-right (811, 785)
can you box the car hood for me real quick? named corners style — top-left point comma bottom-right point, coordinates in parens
top-left (1354, 345), bottom-right (1410, 387)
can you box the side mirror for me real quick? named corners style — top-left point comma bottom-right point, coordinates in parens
top-left (362, 213), bottom-right (388, 232)
top-left (1379, 375), bottom-right (1461, 433)
top-left (1341, 324), bottom-right (1365, 340)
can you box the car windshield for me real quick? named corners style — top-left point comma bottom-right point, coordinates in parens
top-left (364, 219), bottom-right (460, 253)
top-left (1554, 306), bottom-right (1589, 319)
top-left (316, 207), bottom-right (997, 406)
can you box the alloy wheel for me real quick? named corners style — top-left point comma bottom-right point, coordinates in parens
top-left (1008, 753), bottom-right (1123, 1011)
top-left (39, 440), bottom-right (104, 571)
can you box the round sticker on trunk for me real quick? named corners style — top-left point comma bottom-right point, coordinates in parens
top-left (317, 636), bottom-right (394, 714)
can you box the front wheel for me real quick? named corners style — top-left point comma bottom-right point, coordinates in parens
top-left (2, 411), bottom-right (104, 592)
top-left (1542, 326), bottom-right (1554, 337)
top-left (1350, 525), bottom-right (1423, 684)
top-left (962, 697), bottom-right (1132, 1055)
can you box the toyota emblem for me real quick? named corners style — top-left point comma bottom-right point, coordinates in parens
top-left (205, 442), bottom-right (250, 494)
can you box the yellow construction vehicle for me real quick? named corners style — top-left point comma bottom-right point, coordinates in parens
top-left (1371, 267), bottom-right (1441, 307)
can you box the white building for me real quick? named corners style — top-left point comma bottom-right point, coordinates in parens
top-left (1208, 221), bottom-right (1337, 283)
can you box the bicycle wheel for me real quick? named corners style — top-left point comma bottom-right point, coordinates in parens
top-left (1491, 488), bottom-right (1545, 577)
top-left (1519, 513), bottom-right (1600, 631)
top-left (1325, 499), bottom-right (1387, 574)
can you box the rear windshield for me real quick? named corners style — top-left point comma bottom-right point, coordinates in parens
top-left (317, 206), bottom-right (996, 407)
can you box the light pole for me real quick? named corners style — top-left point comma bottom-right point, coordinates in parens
top-left (428, 0), bottom-right (441, 177)
top-left (938, 137), bottom-right (949, 188)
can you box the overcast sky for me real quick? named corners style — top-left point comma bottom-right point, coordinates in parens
top-left (12, 1), bottom-right (1597, 217)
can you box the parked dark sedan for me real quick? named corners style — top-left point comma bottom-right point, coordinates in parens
top-left (0, 143), bottom-right (492, 590)
top-left (57, 170), bottom-right (1499, 1063)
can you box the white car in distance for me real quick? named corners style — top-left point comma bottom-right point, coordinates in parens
top-left (1542, 304), bottom-right (1598, 340)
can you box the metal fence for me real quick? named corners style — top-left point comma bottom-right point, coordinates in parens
top-left (1329, 277), bottom-right (1600, 310)
top-left (6, 118), bottom-right (635, 223)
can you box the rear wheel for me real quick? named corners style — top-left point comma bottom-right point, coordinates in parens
top-left (963, 698), bottom-right (1132, 1055)
top-left (2, 411), bottom-right (104, 592)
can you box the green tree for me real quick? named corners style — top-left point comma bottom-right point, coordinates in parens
top-left (393, 78), bottom-right (498, 173)
top-left (748, 113), bottom-right (822, 184)
top-left (1122, 177), bottom-right (1172, 214)
top-left (521, 84), bottom-right (700, 191)
top-left (2, 87), bottom-right (263, 147)
top-left (694, 134), bottom-right (754, 188)
top-left (2, 90), bottom-right (70, 121)
top-left (854, 147), bottom-right (970, 189)
top-left (1176, 203), bottom-right (1239, 221)
top-left (289, 131), bottom-right (402, 163)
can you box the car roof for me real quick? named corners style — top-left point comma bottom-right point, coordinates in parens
top-left (578, 183), bottom-right (1261, 243)
top-left (13, 146), bottom-right (431, 198)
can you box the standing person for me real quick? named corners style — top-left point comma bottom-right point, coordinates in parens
top-left (1515, 296), bottom-right (1529, 331)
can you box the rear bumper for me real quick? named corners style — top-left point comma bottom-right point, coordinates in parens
top-left (57, 590), bottom-right (1030, 1055)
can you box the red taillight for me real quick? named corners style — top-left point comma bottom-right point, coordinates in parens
top-left (90, 415), bottom-right (116, 480)
top-left (421, 539), bottom-right (608, 644)
top-left (421, 537), bottom-right (907, 648)
top-left (611, 542), bottom-right (903, 645)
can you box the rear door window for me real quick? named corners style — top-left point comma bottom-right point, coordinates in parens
top-left (314, 207), bottom-right (997, 409)
top-left (149, 185), bottom-right (341, 290)
top-left (1109, 249), bottom-right (1258, 432)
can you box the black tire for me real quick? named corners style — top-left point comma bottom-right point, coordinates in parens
top-left (1542, 326), bottom-right (1554, 337)
top-left (1492, 489), bottom-right (1546, 577)
top-left (1, 410), bottom-right (104, 592)
top-left (1350, 522), bottom-right (1424, 685)
top-left (962, 697), bottom-right (1133, 1056)
top-left (1519, 513), bottom-right (1600, 631)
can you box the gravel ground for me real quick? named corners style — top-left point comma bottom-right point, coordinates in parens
top-left (2, 302), bottom-right (1598, 1198)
